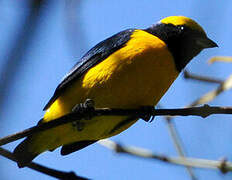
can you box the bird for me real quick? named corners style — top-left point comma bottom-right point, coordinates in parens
top-left (13, 16), bottom-right (217, 167)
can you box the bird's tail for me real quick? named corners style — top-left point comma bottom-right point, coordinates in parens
top-left (13, 137), bottom-right (38, 168)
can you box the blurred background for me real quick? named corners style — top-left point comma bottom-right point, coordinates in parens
top-left (0, 0), bottom-right (232, 179)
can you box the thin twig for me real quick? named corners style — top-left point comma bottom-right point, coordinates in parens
top-left (166, 72), bottom-right (232, 178)
top-left (1, 104), bottom-right (232, 146)
top-left (99, 139), bottom-right (232, 173)
top-left (157, 103), bottom-right (197, 179)
top-left (184, 71), bottom-right (223, 84)
top-left (0, 147), bottom-right (89, 180)
top-left (165, 117), bottom-right (198, 180)
top-left (166, 75), bottom-right (232, 122)
top-left (208, 56), bottom-right (232, 64)
top-left (189, 75), bottom-right (232, 107)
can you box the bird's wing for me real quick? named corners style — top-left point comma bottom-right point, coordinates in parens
top-left (43, 29), bottom-right (134, 110)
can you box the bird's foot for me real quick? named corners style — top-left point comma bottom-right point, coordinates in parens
top-left (71, 99), bottom-right (95, 131)
top-left (140, 106), bottom-right (155, 123)
top-left (72, 99), bottom-right (95, 119)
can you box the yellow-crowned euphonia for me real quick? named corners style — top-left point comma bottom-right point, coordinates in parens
top-left (14, 16), bottom-right (217, 167)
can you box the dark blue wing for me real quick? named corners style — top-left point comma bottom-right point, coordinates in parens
top-left (43, 29), bottom-right (134, 110)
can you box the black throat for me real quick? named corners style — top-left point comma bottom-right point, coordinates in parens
top-left (145, 23), bottom-right (203, 72)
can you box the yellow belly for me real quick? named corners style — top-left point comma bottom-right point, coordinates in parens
top-left (30, 30), bottom-right (179, 153)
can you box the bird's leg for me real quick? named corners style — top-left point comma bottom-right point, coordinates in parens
top-left (139, 106), bottom-right (155, 123)
top-left (72, 99), bottom-right (95, 118)
top-left (71, 99), bottom-right (95, 131)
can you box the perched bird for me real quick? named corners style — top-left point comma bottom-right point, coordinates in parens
top-left (14, 16), bottom-right (217, 167)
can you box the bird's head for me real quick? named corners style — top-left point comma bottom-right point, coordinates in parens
top-left (145, 16), bottom-right (218, 71)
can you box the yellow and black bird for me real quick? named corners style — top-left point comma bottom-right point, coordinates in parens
top-left (14, 16), bottom-right (217, 167)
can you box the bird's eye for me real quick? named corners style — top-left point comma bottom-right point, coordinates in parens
top-left (179, 26), bottom-right (185, 31)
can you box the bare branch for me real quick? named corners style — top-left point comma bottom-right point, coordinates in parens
top-left (189, 75), bottom-right (232, 106)
top-left (0, 147), bottom-right (89, 180)
top-left (99, 139), bottom-right (232, 173)
top-left (208, 56), bottom-right (232, 64)
top-left (165, 117), bottom-right (198, 180)
top-left (184, 71), bottom-right (223, 84)
top-left (166, 74), bottom-right (232, 122)
top-left (1, 104), bottom-right (232, 146)
top-left (157, 103), bottom-right (197, 179)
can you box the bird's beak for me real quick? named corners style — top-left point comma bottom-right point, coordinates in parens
top-left (196, 36), bottom-right (218, 49)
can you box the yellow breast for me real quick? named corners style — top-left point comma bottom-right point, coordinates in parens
top-left (38, 30), bottom-right (179, 152)
top-left (45, 30), bottom-right (178, 119)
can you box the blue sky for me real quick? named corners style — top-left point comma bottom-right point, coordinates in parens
top-left (0, 0), bottom-right (232, 180)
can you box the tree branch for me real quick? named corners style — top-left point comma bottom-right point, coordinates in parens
top-left (1, 104), bottom-right (232, 146)
top-left (165, 117), bottom-right (198, 180)
top-left (98, 139), bottom-right (232, 174)
top-left (157, 104), bottom-right (197, 179)
top-left (189, 75), bottom-right (232, 107)
top-left (184, 70), bottom-right (223, 84)
top-left (0, 147), bottom-right (89, 180)
top-left (208, 56), bottom-right (232, 64)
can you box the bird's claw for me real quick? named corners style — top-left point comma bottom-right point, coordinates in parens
top-left (140, 106), bottom-right (155, 123)
top-left (72, 99), bottom-right (95, 119)
top-left (71, 99), bottom-right (95, 131)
